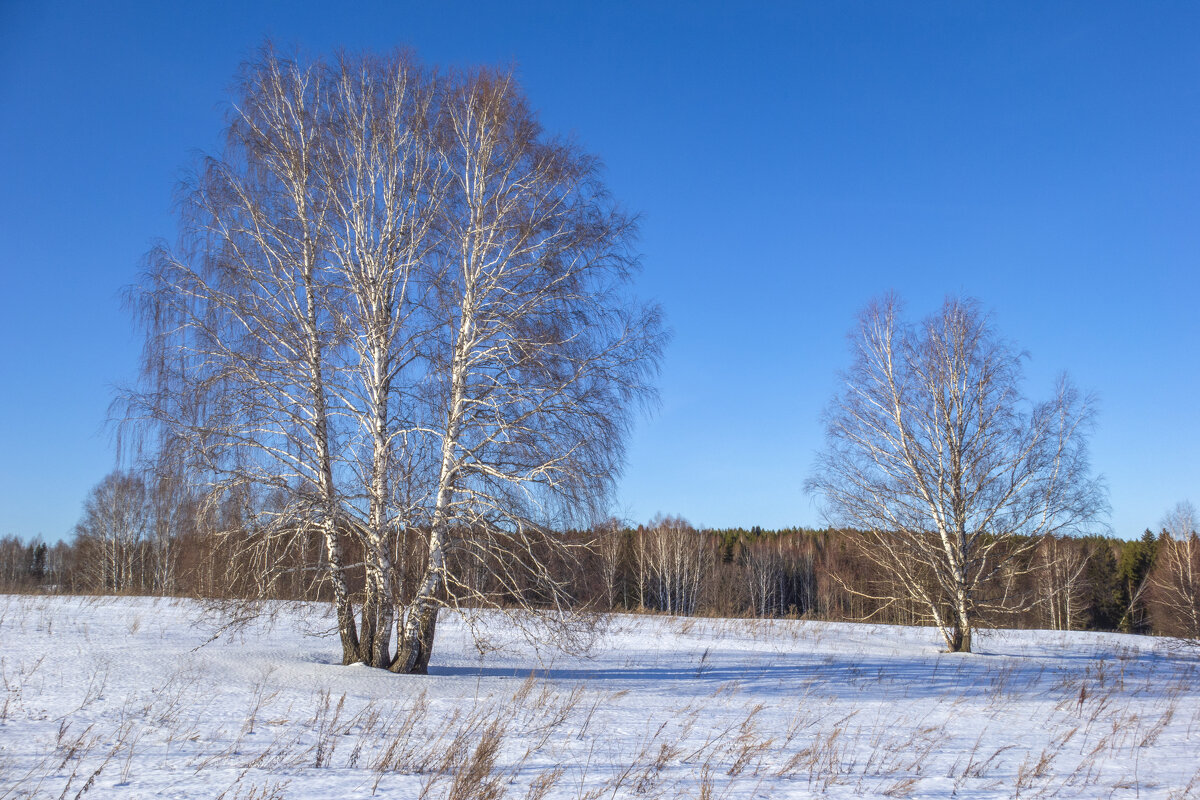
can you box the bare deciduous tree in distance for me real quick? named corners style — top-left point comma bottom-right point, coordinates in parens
top-left (126, 45), bottom-right (664, 673)
top-left (74, 471), bottom-right (151, 593)
top-left (631, 515), bottom-right (707, 615)
top-left (1151, 502), bottom-right (1200, 642)
top-left (808, 295), bottom-right (1105, 652)
top-left (1035, 535), bottom-right (1091, 631)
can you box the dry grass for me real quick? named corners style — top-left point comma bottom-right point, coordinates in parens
top-left (1, 594), bottom-right (1198, 799)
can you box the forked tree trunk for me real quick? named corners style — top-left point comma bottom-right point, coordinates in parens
top-left (394, 603), bottom-right (439, 674)
top-left (357, 572), bottom-right (382, 666)
top-left (392, 478), bottom-right (453, 673)
top-left (392, 523), bottom-right (447, 674)
top-left (948, 623), bottom-right (972, 653)
top-left (391, 394), bottom-right (460, 674)
top-left (947, 592), bottom-right (973, 653)
top-left (391, 262), bottom-right (473, 674)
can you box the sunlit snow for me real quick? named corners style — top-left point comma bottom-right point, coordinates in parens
top-left (1, 595), bottom-right (1196, 798)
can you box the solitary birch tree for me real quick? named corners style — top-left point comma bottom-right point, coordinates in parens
top-left (808, 296), bottom-right (1104, 652)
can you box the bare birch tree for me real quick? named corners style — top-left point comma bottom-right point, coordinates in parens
top-left (1150, 502), bottom-right (1200, 641)
top-left (73, 471), bottom-right (151, 593)
top-left (392, 69), bottom-right (663, 672)
top-left (127, 46), bottom-right (663, 672)
top-left (594, 518), bottom-right (625, 611)
top-left (808, 296), bottom-right (1104, 652)
top-left (313, 51), bottom-right (445, 668)
top-left (1035, 535), bottom-right (1090, 631)
top-left (129, 49), bottom-right (366, 662)
top-left (628, 515), bottom-right (707, 615)
top-left (745, 540), bottom-right (790, 618)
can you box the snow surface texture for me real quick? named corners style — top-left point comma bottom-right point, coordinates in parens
top-left (0, 596), bottom-right (1197, 799)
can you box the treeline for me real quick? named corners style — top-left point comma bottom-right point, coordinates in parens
top-left (3, 501), bottom-right (1196, 639)
top-left (577, 520), bottom-right (1185, 637)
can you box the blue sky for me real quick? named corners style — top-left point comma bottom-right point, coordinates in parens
top-left (1, 2), bottom-right (1197, 541)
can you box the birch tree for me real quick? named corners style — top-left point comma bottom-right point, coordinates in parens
top-left (595, 518), bottom-right (625, 610)
top-left (393, 70), bottom-right (663, 673)
top-left (808, 296), bottom-right (1104, 652)
top-left (128, 46), bottom-right (663, 672)
top-left (1035, 535), bottom-right (1090, 631)
top-left (1150, 502), bottom-right (1200, 641)
top-left (130, 49), bottom-right (364, 662)
top-left (73, 471), bottom-right (151, 593)
top-left (313, 51), bottom-right (446, 668)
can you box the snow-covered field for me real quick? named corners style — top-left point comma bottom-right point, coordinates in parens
top-left (1, 596), bottom-right (1197, 799)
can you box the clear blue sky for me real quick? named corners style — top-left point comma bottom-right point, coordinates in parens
top-left (2, 2), bottom-right (1197, 541)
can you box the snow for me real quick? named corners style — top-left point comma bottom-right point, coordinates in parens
top-left (1, 595), bottom-right (1197, 798)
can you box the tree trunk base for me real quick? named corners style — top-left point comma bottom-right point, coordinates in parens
top-left (337, 606), bottom-right (361, 666)
top-left (391, 606), bottom-right (438, 674)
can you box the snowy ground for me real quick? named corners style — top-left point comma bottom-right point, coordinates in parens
top-left (1, 596), bottom-right (1198, 799)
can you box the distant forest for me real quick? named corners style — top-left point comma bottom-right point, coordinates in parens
top-left (1, 510), bottom-right (1191, 640)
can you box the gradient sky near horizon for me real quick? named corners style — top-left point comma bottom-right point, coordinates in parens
top-left (2, 2), bottom-right (1198, 542)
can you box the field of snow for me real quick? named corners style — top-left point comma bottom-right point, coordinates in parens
top-left (1, 596), bottom-right (1197, 799)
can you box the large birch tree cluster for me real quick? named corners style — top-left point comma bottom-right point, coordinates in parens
top-left (129, 46), bottom-right (663, 672)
